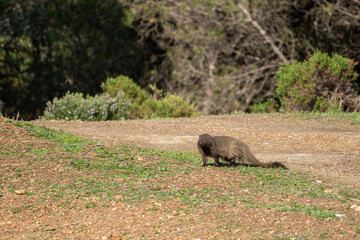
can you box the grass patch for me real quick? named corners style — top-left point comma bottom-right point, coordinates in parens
top-left (270, 202), bottom-right (337, 220)
top-left (245, 201), bottom-right (338, 220)
top-left (24, 122), bottom-right (94, 152)
top-left (338, 188), bottom-right (360, 200)
top-left (289, 111), bottom-right (360, 125)
top-left (233, 165), bottom-right (336, 199)
top-left (85, 202), bottom-right (97, 208)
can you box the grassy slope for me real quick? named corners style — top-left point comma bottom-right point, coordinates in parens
top-left (1, 117), bottom-right (360, 239)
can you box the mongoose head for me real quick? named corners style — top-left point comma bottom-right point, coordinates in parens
top-left (198, 133), bottom-right (213, 147)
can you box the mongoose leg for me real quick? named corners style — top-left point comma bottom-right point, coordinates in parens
top-left (198, 146), bottom-right (208, 166)
top-left (235, 156), bottom-right (245, 165)
top-left (214, 157), bottom-right (220, 167)
top-left (202, 156), bottom-right (208, 166)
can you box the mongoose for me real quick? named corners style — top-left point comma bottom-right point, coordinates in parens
top-left (197, 133), bottom-right (287, 169)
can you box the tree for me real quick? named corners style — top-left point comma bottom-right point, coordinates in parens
top-left (0, 0), bottom-right (141, 119)
top-left (130, 0), bottom-right (294, 114)
top-left (2, 0), bottom-right (360, 118)
top-left (130, 0), bottom-right (360, 114)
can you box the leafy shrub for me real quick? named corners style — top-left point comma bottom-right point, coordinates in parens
top-left (147, 93), bottom-right (200, 118)
top-left (275, 51), bottom-right (360, 112)
top-left (100, 75), bottom-right (150, 118)
top-left (44, 75), bottom-right (199, 121)
top-left (253, 98), bottom-right (278, 113)
top-left (43, 92), bottom-right (131, 121)
top-left (312, 96), bottom-right (328, 113)
top-left (101, 75), bottom-right (199, 119)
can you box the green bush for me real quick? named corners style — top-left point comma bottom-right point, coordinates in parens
top-left (100, 75), bottom-right (150, 118)
top-left (312, 96), bottom-right (328, 113)
top-left (101, 75), bottom-right (200, 119)
top-left (43, 92), bottom-right (131, 121)
top-left (275, 51), bottom-right (360, 112)
top-left (148, 93), bottom-right (200, 118)
top-left (44, 75), bottom-right (200, 121)
top-left (253, 98), bottom-right (278, 113)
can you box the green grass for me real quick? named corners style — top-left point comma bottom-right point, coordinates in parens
top-left (243, 201), bottom-right (338, 220)
top-left (269, 202), bottom-right (337, 220)
top-left (24, 122), bottom-right (94, 152)
top-left (233, 166), bottom-right (336, 199)
top-left (291, 111), bottom-right (360, 125)
top-left (85, 202), bottom-right (97, 208)
top-left (339, 188), bottom-right (360, 200)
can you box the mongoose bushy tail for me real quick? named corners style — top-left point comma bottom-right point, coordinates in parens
top-left (197, 133), bottom-right (287, 169)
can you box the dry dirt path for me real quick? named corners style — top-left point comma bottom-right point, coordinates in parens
top-left (34, 114), bottom-right (360, 189)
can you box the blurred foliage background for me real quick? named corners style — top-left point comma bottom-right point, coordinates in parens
top-left (1, 0), bottom-right (360, 119)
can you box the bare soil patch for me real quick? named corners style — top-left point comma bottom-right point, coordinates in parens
top-left (34, 114), bottom-right (360, 189)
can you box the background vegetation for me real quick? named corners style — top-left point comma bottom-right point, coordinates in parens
top-left (254, 51), bottom-right (360, 113)
top-left (1, 0), bottom-right (360, 119)
top-left (44, 75), bottom-right (199, 120)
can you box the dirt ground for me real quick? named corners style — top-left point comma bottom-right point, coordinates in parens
top-left (34, 114), bottom-right (360, 190)
top-left (2, 114), bottom-right (360, 239)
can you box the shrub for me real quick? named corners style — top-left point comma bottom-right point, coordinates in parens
top-left (253, 98), bottom-right (278, 113)
top-left (44, 75), bottom-right (199, 120)
top-left (44, 92), bottom-right (85, 120)
top-left (148, 93), bottom-right (200, 118)
top-left (100, 75), bottom-right (150, 118)
top-left (312, 96), bottom-right (328, 113)
top-left (101, 75), bottom-right (200, 118)
top-left (43, 91), bottom-right (131, 121)
top-left (275, 51), bottom-right (360, 112)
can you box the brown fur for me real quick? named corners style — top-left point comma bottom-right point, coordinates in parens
top-left (197, 133), bottom-right (287, 169)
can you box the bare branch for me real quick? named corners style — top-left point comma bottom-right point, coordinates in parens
top-left (237, 3), bottom-right (289, 64)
